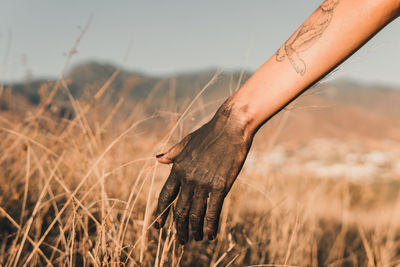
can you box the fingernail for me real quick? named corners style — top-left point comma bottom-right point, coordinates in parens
top-left (156, 153), bottom-right (165, 158)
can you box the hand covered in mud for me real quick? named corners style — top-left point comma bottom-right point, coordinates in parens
top-left (154, 103), bottom-right (254, 244)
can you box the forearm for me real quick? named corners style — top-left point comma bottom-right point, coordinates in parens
top-left (155, 0), bottom-right (399, 243)
top-left (227, 0), bottom-right (399, 137)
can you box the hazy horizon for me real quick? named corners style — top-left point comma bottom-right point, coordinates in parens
top-left (5, 60), bottom-right (400, 91)
top-left (1, 1), bottom-right (400, 86)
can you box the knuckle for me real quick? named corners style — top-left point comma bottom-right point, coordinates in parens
top-left (158, 194), bottom-right (170, 205)
top-left (189, 212), bottom-right (202, 222)
top-left (175, 208), bottom-right (188, 220)
top-left (212, 178), bottom-right (226, 192)
top-left (158, 192), bottom-right (167, 201)
top-left (164, 182), bottom-right (176, 193)
top-left (194, 189), bottom-right (208, 199)
top-left (205, 214), bottom-right (216, 224)
top-left (175, 209), bottom-right (184, 219)
top-left (184, 175), bottom-right (196, 184)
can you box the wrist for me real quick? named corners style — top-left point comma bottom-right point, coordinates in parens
top-left (214, 96), bottom-right (258, 140)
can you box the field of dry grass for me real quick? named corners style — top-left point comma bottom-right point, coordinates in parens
top-left (1, 68), bottom-right (400, 267)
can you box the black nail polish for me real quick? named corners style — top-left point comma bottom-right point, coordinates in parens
top-left (156, 153), bottom-right (165, 158)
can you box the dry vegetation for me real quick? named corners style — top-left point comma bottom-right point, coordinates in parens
top-left (1, 65), bottom-right (400, 267)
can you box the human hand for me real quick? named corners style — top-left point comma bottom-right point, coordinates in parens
top-left (154, 103), bottom-right (253, 244)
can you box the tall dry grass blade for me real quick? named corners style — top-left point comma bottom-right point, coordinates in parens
top-left (100, 96), bottom-right (125, 132)
top-left (210, 196), bottom-right (232, 266)
top-left (22, 117), bottom-right (156, 266)
top-left (143, 78), bottom-right (168, 107)
top-left (225, 253), bottom-right (240, 267)
top-left (234, 68), bottom-right (246, 93)
top-left (358, 225), bottom-right (376, 267)
top-left (159, 218), bottom-right (175, 267)
top-left (266, 109), bottom-right (291, 153)
top-left (245, 265), bottom-right (300, 267)
top-left (45, 231), bottom-right (67, 263)
top-left (0, 207), bottom-right (52, 266)
top-left (154, 228), bottom-right (163, 267)
top-left (120, 165), bottom-right (155, 248)
top-left (60, 78), bottom-right (98, 151)
top-left (12, 154), bottom-right (64, 266)
top-left (6, 144), bottom-right (32, 265)
top-left (60, 66), bottom-right (122, 141)
top-left (159, 70), bottom-right (221, 151)
top-left (140, 162), bottom-right (158, 263)
top-left (0, 127), bottom-right (59, 158)
top-left (19, 144), bottom-right (30, 225)
top-left (284, 209), bottom-right (300, 267)
top-left (30, 150), bottom-right (69, 252)
top-left (123, 201), bottom-right (175, 265)
top-left (35, 14), bottom-right (92, 118)
top-left (105, 157), bottom-right (153, 177)
top-left (0, 124), bottom-right (26, 164)
top-left (115, 162), bottom-right (149, 258)
top-left (52, 165), bottom-right (134, 263)
top-left (175, 245), bottom-right (184, 267)
top-left (100, 177), bottom-right (107, 263)
top-left (87, 250), bottom-right (99, 267)
top-left (69, 204), bottom-right (76, 266)
top-left (60, 41), bottom-right (134, 142)
top-left (52, 173), bottom-right (100, 226)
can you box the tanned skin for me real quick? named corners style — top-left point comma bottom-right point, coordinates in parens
top-left (154, 0), bottom-right (400, 244)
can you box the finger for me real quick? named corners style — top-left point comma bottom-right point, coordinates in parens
top-left (205, 192), bottom-right (225, 240)
top-left (174, 184), bottom-right (194, 244)
top-left (154, 171), bottom-right (180, 229)
top-left (156, 135), bottom-right (191, 164)
top-left (189, 189), bottom-right (208, 241)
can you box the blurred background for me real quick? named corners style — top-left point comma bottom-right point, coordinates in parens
top-left (1, 0), bottom-right (400, 85)
top-left (1, 1), bottom-right (400, 266)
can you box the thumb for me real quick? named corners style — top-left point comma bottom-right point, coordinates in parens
top-left (156, 135), bottom-right (191, 164)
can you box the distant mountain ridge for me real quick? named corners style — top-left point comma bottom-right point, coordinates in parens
top-left (6, 61), bottom-right (400, 106)
top-left (66, 61), bottom-right (252, 101)
top-left (3, 61), bottom-right (400, 146)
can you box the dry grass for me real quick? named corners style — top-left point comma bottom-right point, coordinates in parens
top-left (1, 65), bottom-right (400, 267)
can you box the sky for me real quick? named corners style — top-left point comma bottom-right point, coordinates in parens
top-left (0, 0), bottom-right (399, 86)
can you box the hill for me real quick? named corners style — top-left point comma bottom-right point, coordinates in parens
top-left (2, 61), bottom-right (400, 146)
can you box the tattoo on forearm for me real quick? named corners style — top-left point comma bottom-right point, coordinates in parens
top-left (276, 0), bottom-right (340, 75)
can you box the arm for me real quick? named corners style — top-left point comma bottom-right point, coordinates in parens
top-left (232, 0), bottom-right (399, 134)
top-left (154, 0), bottom-right (400, 244)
